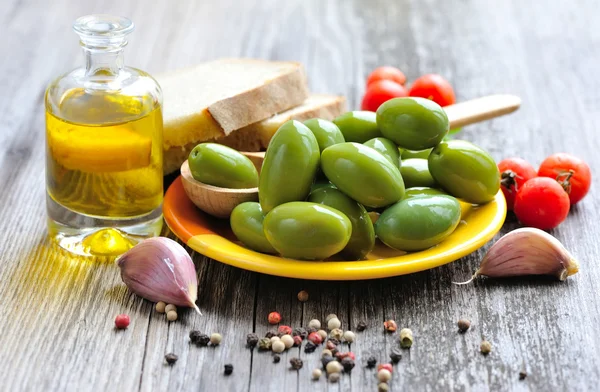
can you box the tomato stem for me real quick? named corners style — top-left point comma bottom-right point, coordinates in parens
top-left (555, 170), bottom-right (574, 194)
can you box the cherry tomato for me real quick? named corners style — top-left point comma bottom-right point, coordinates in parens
top-left (361, 79), bottom-right (408, 112)
top-left (408, 74), bottom-right (456, 107)
top-left (513, 177), bottom-right (570, 230)
top-left (366, 66), bottom-right (406, 87)
top-left (537, 153), bottom-right (591, 204)
top-left (497, 158), bottom-right (537, 210)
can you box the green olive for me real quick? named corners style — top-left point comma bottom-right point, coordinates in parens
top-left (376, 97), bottom-right (449, 150)
top-left (321, 143), bottom-right (405, 208)
top-left (259, 120), bottom-right (320, 213)
top-left (404, 187), bottom-right (447, 199)
top-left (310, 181), bottom-right (337, 193)
top-left (364, 137), bottom-right (401, 168)
top-left (333, 111), bottom-right (382, 143)
top-left (230, 202), bottom-right (277, 254)
top-left (401, 148), bottom-right (432, 159)
top-left (188, 143), bottom-right (258, 188)
top-left (400, 158), bottom-right (436, 188)
top-left (263, 202), bottom-right (352, 260)
top-left (428, 140), bottom-right (500, 204)
top-left (375, 195), bottom-right (461, 251)
top-left (309, 187), bottom-right (375, 260)
top-left (303, 118), bottom-right (345, 152)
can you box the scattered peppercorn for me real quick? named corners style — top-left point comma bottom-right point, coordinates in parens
top-left (326, 314), bottom-right (338, 323)
top-left (328, 337), bottom-right (341, 346)
top-left (377, 369), bottom-right (392, 382)
top-left (317, 329), bottom-right (328, 341)
top-left (272, 340), bottom-right (285, 353)
top-left (480, 340), bottom-right (492, 355)
top-left (273, 354), bottom-right (281, 363)
top-left (281, 334), bottom-right (294, 349)
top-left (114, 314), bottom-right (130, 329)
top-left (297, 290), bottom-right (309, 302)
top-left (224, 364), bottom-right (233, 375)
top-left (321, 349), bottom-right (333, 358)
top-left (341, 357), bottom-right (355, 372)
top-left (304, 340), bottom-right (317, 353)
top-left (390, 347), bottom-right (402, 363)
top-left (290, 357), bottom-right (303, 370)
top-left (330, 328), bottom-right (343, 340)
top-left (321, 355), bottom-right (335, 369)
top-left (246, 333), bottom-right (259, 348)
top-left (258, 338), bottom-right (272, 351)
top-left (312, 368), bottom-right (322, 380)
top-left (293, 335), bottom-right (302, 346)
top-left (519, 371), bottom-right (527, 380)
top-left (265, 330), bottom-right (277, 339)
top-left (384, 319), bottom-right (397, 333)
top-left (400, 328), bottom-right (413, 348)
top-left (165, 353), bottom-right (178, 365)
top-left (306, 326), bottom-right (317, 334)
top-left (277, 325), bottom-right (292, 336)
top-left (270, 336), bottom-right (280, 343)
top-left (356, 320), bottom-right (367, 331)
top-left (343, 330), bottom-right (355, 343)
top-left (268, 312), bottom-right (282, 324)
top-left (308, 319), bottom-right (321, 329)
top-left (166, 310), bottom-right (178, 322)
top-left (457, 319), bottom-right (471, 333)
top-left (189, 330), bottom-right (202, 344)
top-left (210, 333), bottom-right (222, 346)
top-left (330, 347), bottom-right (339, 356)
top-left (378, 382), bottom-right (390, 392)
top-left (367, 356), bottom-right (377, 368)
top-left (292, 327), bottom-right (307, 339)
top-left (378, 363), bottom-right (393, 373)
top-left (308, 332), bottom-right (323, 345)
top-left (326, 360), bottom-right (343, 374)
top-left (329, 372), bottom-right (340, 383)
top-left (328, 318), bottom-right (342, 330)
top-left (165, 304), bottom-right (177, 313)
top-left (155, 302), bottom-right (166, 313)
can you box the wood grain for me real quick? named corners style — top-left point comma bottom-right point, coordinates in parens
top-left (1, 0), bottom-right (600, 391)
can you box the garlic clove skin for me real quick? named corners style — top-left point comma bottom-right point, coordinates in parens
top-left (117, 237), bottom-right (201, 314)
top-left (455, 228), bottom-right (579, 284)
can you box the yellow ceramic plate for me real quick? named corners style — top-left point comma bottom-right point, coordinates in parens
top-left (164, 177), bottom-right (506, 280)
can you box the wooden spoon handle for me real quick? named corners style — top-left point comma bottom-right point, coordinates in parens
top-left (446, 94), bottom-right (521, 129)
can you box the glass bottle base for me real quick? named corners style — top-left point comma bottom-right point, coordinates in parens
top-left (47, 193), bottom-right (163, 257)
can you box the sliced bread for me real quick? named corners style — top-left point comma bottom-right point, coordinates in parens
top-left (163, 94), bottom-right (347, 174)
top-left (157, 58), bottom-right (309, 151)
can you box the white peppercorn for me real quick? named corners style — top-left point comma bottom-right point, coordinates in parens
top-left (327, 318), bottom-right (341, 330)
top-left (312, 368), bottom-right (322, 380)
top-left (166, 310), bottom-right (178, 321)
top-left (317, 330), bottom-right (328, 340)
top-left (326, 360), bottom-right (343, 374)
top-left (272, 340), bottom-right (286, 353)
top-left (210, 333), bottom-right (222, 345)
top-left (343, 330), bottom-right (355, 343)
top-left (377, 369), bottom-right (392, 382)
top-left (329, 328), bottom-right (343, 340)
top-left (325, 314), bottom-right (338, 323)
top-left (280, 334), bottom-right (294, 349)
top-left (155, 301), bottom-right (166, 313)
top-left (308, 319), bottom-right (321, 329)
top-left (165, 304), bottom-right (177, 313)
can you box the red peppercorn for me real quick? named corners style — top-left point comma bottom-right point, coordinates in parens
top-left (334, 351), bottom-right (356, 361)
top-left (115, 314), bottom-right (130, 329)
top-left (346, 352), bottom-right (356, 360)
top-left (293, 335), bottom-right (302, 346)
top-left (307, 332), bottom-right (323, 345)
top-left (278, 325), bottom-right (292, 335)
top-left (378, 363), bottom-right (393, 373)
top-left (268, 312), bottom-right (282, 325)
top-left (384, 319), bottom-right (397, 332)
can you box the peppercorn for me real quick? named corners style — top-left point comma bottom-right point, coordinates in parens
top-left (480, 340), bottom-right (492, 355)
top-left (457, 319), bottom-right (471, 333)
top-left (273, 354), bottom-right (281, 363)
top-left (343, 330), bottom-right (355, 343)
top-left (400, 328), bottom-right (413, 348)
top-left (335, 351), bottom-right (356, 361)
top-left (377, 369), bottom-right (392, 382)
top-left (356, 320), bottom-right (367, 331)
top-left (312, 368), bottom-right (322, 380)
top-left (292, 327), bottom-right (307, 339)
top-left (155, 302), bottom-right (166, 313)
top-left (329, 372), bottom-right (340, 383)
top-left (390, 347), bottom-right (402, 363)
top-left (308, 319), bottom-right (321, 329)
top-left (321, 349), bottom-right (333, 357)
top-left (258, 338), bottom-right (272, 351)
top-left (329, 328), bottom-right (343, 340)
top-left (210, 333), bottom-right (222, 346)
top-left (317, 329), bottom-right (328, 341)
top-left (293, 335), bottom-right (302, 346)
top-left (164, 353), bottom-right (178, 365)
top-left (290, 357), bottom-right (303, 370)
top-left (341, 357), bottom-right (355, 372)
top-left (330, 347), bottom-right (339, 356)
top-left (326, 338), bottom-right (339, 350)
top-left (306, 326), bottom-right (317, 334)
top-left (114, 314), bottom-right (130, 329)
top-left (268, 311), bottom-right (282, 324)
top-left (308, 332), bottom-right (323, 345)
top-left (165, 304), bottom-right (177, 313)
top-left (384, 319), bottom-right (397, 333)
top-left (270, 336), bottom-right (280, 343)
top-left (378, 363), bottom-right (393, 373)
top-left (326, 313), bottom-right (338, 323)
top-left (278, 325), bottom-right (292, 336)
top-left (328, 318), bottom-right (342, 330)
top-left (166, 311), bottom-right (178, 322)
top-left (189, 330), bottom-right (203, 344)
top-left (194, 333), bottom-right (209, 347)
top-left (326, 360), bottom-right (343, 374)
top-left (297, 290), bottom-right (309, 302)
top-left (272, 340), bottom-right (285, 353)
top-left (246, 333), bottom-right (259, 348)
top-left (321, 355), bottom-right (335, 369)
top-left (304, 340), bottom-right (317, 353)
top-left (281, 334), bottom-right (294, 349)
top-left (367, 356), bottom-right (377, 368)
top-left (378, 382), bottom-right (390, 392)
top-left (519, 371), bottom-right (527, 380)
top-left (224, 364), bottom-right (233, 375)
top-left (265, 330), bottom-right (277, 339)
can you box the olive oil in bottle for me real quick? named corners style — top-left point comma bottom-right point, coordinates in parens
top-left (45, 15), bottom-right (163, 256)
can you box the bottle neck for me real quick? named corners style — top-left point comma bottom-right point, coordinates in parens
top-left (83, 47), bottom-right (125, 76)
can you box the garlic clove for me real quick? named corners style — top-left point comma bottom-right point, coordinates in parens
top-left (117, 237), bottom-right (201, 314)
top-left (455, 228), bottom-right (579, 284)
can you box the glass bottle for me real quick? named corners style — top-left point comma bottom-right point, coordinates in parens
top-left (45, 15), bottom-right (163, 256)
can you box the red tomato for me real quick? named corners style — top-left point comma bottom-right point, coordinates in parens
top-left (513, 177), bottom-right (570, 230)
top-left (537, 153), bottom-right (591, 204)
top-left (408, 74), bottom-right (456, 107)
top-left (497, 158), bottom-right (537, 210)
top-left (366, 66), bottom-right (406, 87)
top-left (361, 79), bottom-right (408, 112)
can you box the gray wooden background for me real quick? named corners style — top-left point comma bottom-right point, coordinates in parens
top-left (1, 0), bottom-right (599, 391)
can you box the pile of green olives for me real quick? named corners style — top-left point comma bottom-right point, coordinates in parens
top-left (228, 97), bottom-right (500, 261)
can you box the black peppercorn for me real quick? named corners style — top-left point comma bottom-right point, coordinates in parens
top-left (246, 333), bottom-right (259, 348)
top-left (356, 321), bottom-right (367, 331)
top-left (304, 340), bottom-right (317, 353)
top-left (189, 330), bottom-right (203, 344)
top-left (341, 357), bottom-right (355, 372)
top-left (367, 356), bottom-right (377, 368)
top-left (321, 355), bottom-right (335, 369)
top-left (265, 330), bottom-right (277, 339)
top-left (328, 338), bottom-right (341, 346)
top-left (165, 353), bottom-right (178, 365)
top-left (306, 326), bottom-right (317, 334)
top-left (197, 334), bottom-right (210, 347)
top-left (224, 364), bottom-right (233, 375)
top-left (273, 354), bottom-right (281, 363)
top-left (290, 357), bottom-right (303, 370)
top-left (390, 347), bottom-right (402, 363)
top-left (519, 371), bottom-right (527, 380)
top-left (293, 327), bottom-right (307, 339)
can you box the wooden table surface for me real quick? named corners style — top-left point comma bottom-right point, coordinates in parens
top-left (2, 0), bottom-right (599, 391)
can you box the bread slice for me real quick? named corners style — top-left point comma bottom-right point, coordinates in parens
top-left (163, 94), bottom-right (347, 174)
top-left (157, 59), bottom-right (309, 151)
